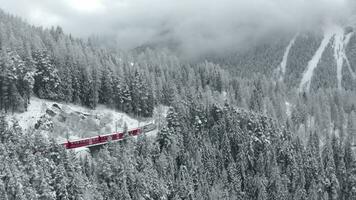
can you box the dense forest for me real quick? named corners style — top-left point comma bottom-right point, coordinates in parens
top-left (0, 8), bottom-right (356, 200)
top-left (1, 104), bottom-right (356, 199)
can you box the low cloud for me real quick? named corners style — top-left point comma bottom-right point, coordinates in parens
top-left (0, 0), bottom-right (354, 56)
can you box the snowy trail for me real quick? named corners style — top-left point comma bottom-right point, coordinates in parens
top-left (345, 55), bottom-right (356, 79)
top-left (333, 27), bottom-right (355, 89)
top-left (333, 27), bottom-right (345, 89)
top-left (278, 34), bottom-right (297, 81)
top-left (343, 33), bottom-right (356, 79)
top-left (299, 29), bottom-right (335, 92)
top-left (299, 24), bottom-right (355, 92)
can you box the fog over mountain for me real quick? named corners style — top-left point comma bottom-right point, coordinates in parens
top-left (1, 1), bottom-right (356, 199)
top-left (1, 0), bottom-right (355, 56)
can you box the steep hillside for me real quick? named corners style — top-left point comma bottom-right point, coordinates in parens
top-left (0, 6), bottom-right (356, 200)
top-left (7, 97), bottom-right (164, 143)
top-left (206, 24), bottom-right (356, 91)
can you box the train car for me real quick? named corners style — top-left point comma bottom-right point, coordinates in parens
top-left (62, 126), bottom-right (151, 149)
top-left (129, 128), bottom-right (141, 136)
top-left (65, 138), bottom-right (90, 149)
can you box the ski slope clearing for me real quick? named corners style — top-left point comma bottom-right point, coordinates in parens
top-left (278, 34), bottom-right (297, 81)
top-left (299, 28), bottom-right (335, 92)
top-left (299, 24), bottom-right (356, 92)
top-left (344, 33), bottom-right (356, 79)
top-left (333, 26), bottom-right (355, 88)
top-left (334, 26), bottom-right (345, 89)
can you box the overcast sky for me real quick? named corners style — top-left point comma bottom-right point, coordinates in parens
top-left (0, 0), bottom-right (354, 54)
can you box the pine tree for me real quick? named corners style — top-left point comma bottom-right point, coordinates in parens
top-left (0, 179), bottom-right (8, 200)
top-left (120, 81), bottom-right (133, 113)
top-left (99, 67), bottom-right (113, 106)
top-left (162, 82), bottom-right (175, 106)
top-left (346, 159), bottom-right (356, 200)
top-left (58, 66), bottom-right (73, 103)
top-left (54, 164), bottom-right (69, 200)
top-left (33, 51), bottom-right (61, 100)
top-left (141, 83), bottom-right (154, 117)
top-left (322, 137), bottom-right (339, 200)
top-left (0, 50), bottom-right (16, 112)
top-left (22, 57), bottom-right (35, 110)
top-left (9, 51), bottom-right (34, 111)
top-left (79, 67), bottom-right (91, 107)
top-left (87, 68), bottom-right (99, 109)
top-left (71, 66), bottom-right (81, 104)
top-left (131, 71), bottom-right (144, 116)
top-left (157, 126), bottom-right (174, 152)
top-left (249, 79), bottom-right (264, 113)
top-left (38, 176), bottom-right (56, 200)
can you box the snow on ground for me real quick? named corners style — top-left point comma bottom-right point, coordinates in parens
top-left (344, 32), bottom-right (356, 79)
top-left (333, 26), bottom-right (346, 89)
top-left (299, 24), bottom-right (356, 92)
top-left (9, 97), bottom-right (49, 131)
top-left (8, 97), bottom-right (167, 144)
top-left (9, 97), bottom-right (141, 132)
top-left (285, 101), bottom-right (293, 118)
top-left (278, 34), bottom-right (297, 81)
top-left (299, 26), bottom-right (335, 92)
top-left (333, 26), bottom-right (355, 89)
top-left (345, 53), bottom-right (356, 79)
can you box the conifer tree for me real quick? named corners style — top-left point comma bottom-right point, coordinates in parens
top-left (99, 67), bottom-right (114, 106)
top-left (33, 51), bottom-right (61, 100)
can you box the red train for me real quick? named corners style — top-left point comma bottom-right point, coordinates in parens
top-left (61, 123), bottom-right (156, 149)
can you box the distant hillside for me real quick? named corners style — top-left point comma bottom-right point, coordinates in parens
top-left (204, 24), bottom-right (356, 91)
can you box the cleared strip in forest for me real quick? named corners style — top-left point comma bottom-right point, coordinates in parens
top-left (299, 29), bottom-right (334, 92)
top-left (278, 34), bottom-right (298, 81)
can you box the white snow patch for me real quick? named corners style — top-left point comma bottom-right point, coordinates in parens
top-left (8, 97), bottom-right (49, 131)
top-left (333, 26), bottom-right (355, 89)
top-left (9, 97), bottom-right (167, 143)
top-left (299, 24), bottom-right (356, 92)
top-left (285, 101), bottom-right (293, 117)
top-left (343, 33), bottom-right (356, 79)
top-left (299, 27), bottom-right (335, 92)
top-left (333, 26), bottom-right (345, 89)
top-left (278, 34), bottom-right (297, 81)
top-left (345, 55), bottom-right (356, 79)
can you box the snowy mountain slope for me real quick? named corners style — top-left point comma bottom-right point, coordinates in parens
top-left (310, 36), bottom-right (338, 90)
top-left (205, 23), bottom-right (356, 91)
top-left (299, 27), bottom-right (335, 92)
top-left (297, 24), bottom-right (356, 92)
top-left (333, 26), bottom-right (355, 89)
top-left (334, 26), bottom-right (346, 89)
top-left (345, 55), bottom-right (356, 79)
top-left (344, 33), bottom-right (356, 79)
top-left (282, 32), bottom-right (322, 88)
top-left (277, 34), bottom-right (298, 81)
top-left (8, 97), bottom-right (166, 143)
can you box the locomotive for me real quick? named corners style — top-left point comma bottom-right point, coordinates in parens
top-left (62, 123), bottom-right (156, 149)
